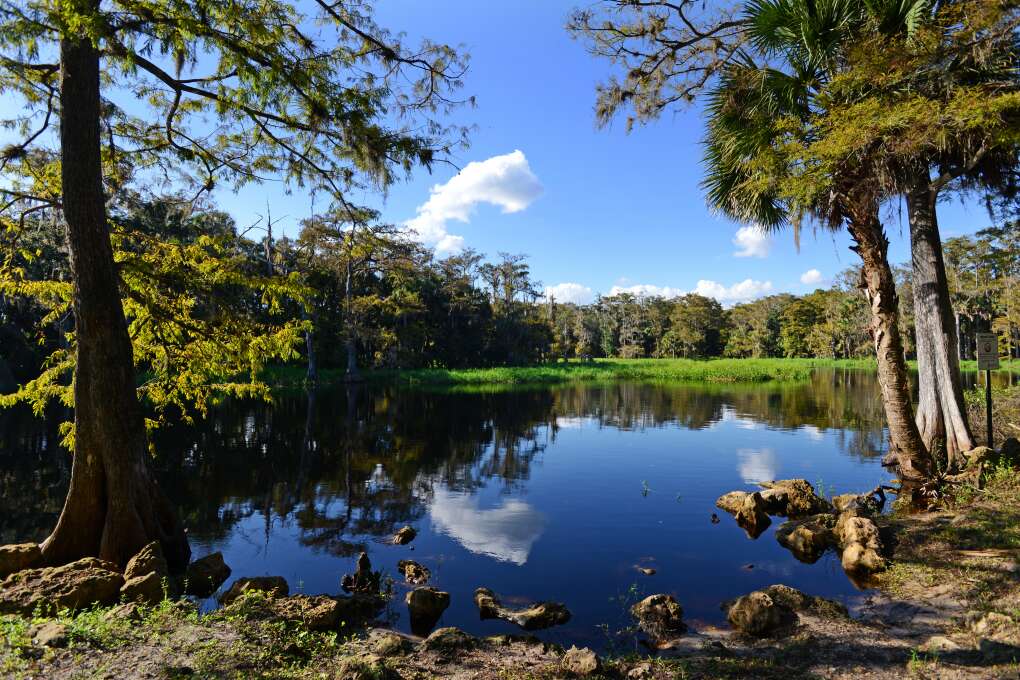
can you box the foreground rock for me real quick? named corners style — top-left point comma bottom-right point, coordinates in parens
top-left (341, 552), bottom-right (380, 594)
top-left (0, 557), bottom-right (124, 615)
top-left (473, 587), bottom-right (571, 631)
top-left (185, 552), bottom-right (231, 597)
top-left (392, 526), bottom-right (417, 545)
top-left (124, 541), bottom-right (169, 581)
top-left (406, 587), bottom-right (450, 636)
top-left (630, 594), bottom-right (686, 640)
top-left (0, 543), bottom-right (42, 579)
top-left (775, 514), bottom-right (836, 563)
top-left (561, 646), bottom-right (601, 675)
top-left (835, 508), bottom-right (886, 576)
top-left (120, 541), bottom-right (172, 605)
top-left (397, 559), bottom-right (430, 585)
top-left (218, 576), bottom-right (289, 605)
top-left (422, 626), bottom-right (475, 654)
top-left (725, 590), bottom-right (796, 637)
top-left (269, 594), bottom-right (342, 630)
top-left (757, 479), bottom-right (833, 517)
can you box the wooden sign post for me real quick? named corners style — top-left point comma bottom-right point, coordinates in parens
top-left (976, 332), bottom-right (1000, 448)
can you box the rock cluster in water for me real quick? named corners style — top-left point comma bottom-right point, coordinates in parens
top-left (473, 587), bottom-right (572, 630)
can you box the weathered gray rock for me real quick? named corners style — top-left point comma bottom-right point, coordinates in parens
top-left (630, 593), bottom-right (686, 640)
top-left (406, 587), bottom-right (450, 636)
top-left (473, 587), bottom-right (571, 631)
top-left (341, 552), bottom-right (380, 594)
top-left (393, 526), bottom-right (417, 545)
top-left (775, 514), bottom-right (837, 563)
top-left (30, 621), bottom-right (69, 648)
top-left (0, 557), bottom-right (124, 615)
top-left (397, 559), bottom-right (430, 585)
top-left (422, 626), bottom-right (475, 653)
top-left (835, 509), bottom-right (885, 576)
top-left (562, 646), bottom-right (601, 676)
top-left (185, 552), bottom-right (231, 598)
top-left (0, 543), bottom-right (42, 579)
top-left (217, 576), bottom-right (289, 604)
top-left (757, 479), bottom-right (832, 517)
top-left (120, 571), bottom-right (165, 605)
top-left (725, 590), bottom-right (796, 637)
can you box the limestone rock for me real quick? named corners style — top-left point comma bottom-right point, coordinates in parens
top-left (715, 491), bottom-right (749, 514)
top-left (341, 552), bottom-right (380, 594)
top-left (372, 632), bottom-right (410, 657)
top-left (0, 543), bottom-right (42, 579)
top-left (30, 621), bottom-right (69, 648)
top-left (735, 492), bottom-right (771, 538)
top-left (335, 654), bottom-right (398, 680)
top-left (0, 557), bottom-right (124, 615)
top-left (832, 487), bottom-right (885, 516)
top-left (185, 552), bottom-right (231, 598)
top-left (268, 594), bottom-right (342, 630)
top-left (217, 575), bottom-right (289, 605)
top-left (835, 509), bottom-right (886, 576)
top-left (393, 526), bottom-right (417, 545)
top-left (121, 571), bottom-right (165, 605)
top-left (758, 479), bottom-right (832, 517)
top-left (102, 602), bottom-right (142, 622)
top-left (397, 559), bottom-right (430, 585)
top-left (775, 515), bottom-right (836, 563)
top-left (725, 590), bottom-right (796, 637)
top-left (335, 593), bottom-right (386, 624)
top-left (124, 541), bottom-right (168, 582)
top-left (422, 626), bottom-right (475, 653)
top-left (758, 584), bottom-right (848, 619)
top-left (473, 587), bottom-right (571, 631)
top-left (630, 593), bottom-right (686, 640)
top-left (406, 587), bottom-right (450, 636)
top-left (562, 646), bottom-right (601, 676)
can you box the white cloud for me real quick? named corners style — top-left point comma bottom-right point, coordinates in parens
top-left (800, 269), bottom-right (824, 286)
top-left (692, 278), bottom-right (773, 303)
top-left (608, 284), bottom-right (685, 299)
top-left (733, 226), bottom-right (771, 258)
top-left (429, 488), bottom-right (545, 565)
top-left (544, 282), bottom-right (594, 305)
top-left (404, 150), bottom-right (542, 253)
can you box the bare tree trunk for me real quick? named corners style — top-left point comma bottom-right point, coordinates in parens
top-left (41, 26), bottom-right (189, 570)
top-left (847, 210), bottom-right (933, 479)
top-left (906, 175), bottom-right (974, 468)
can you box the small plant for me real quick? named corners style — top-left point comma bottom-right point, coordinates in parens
top-left (641, 480), bottom-right (651, 497)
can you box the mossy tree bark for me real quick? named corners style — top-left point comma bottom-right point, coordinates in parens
top-left (847, 208), bottom-right (933, 479)
top-left (906, 174), bottom-right (975, 468)
top-left (40, 23), bottom-right (190, 571)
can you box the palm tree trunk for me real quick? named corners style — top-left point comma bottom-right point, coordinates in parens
top-left (42, 24), bottom-right (189, 569)
top-left (847, 209), bottom-right (933, 479)
top-left (906, 175), bottom-right (974, 468)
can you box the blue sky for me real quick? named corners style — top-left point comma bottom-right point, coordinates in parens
top-left (6, 1), bottom-right (992, 306)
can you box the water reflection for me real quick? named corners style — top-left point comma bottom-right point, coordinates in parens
top-left (0, 368), bottom-right (979, 646)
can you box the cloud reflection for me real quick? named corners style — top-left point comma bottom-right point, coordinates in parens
top-left (737, 448), bottom-right (778, 485)
top-left (429, 489), bottom-right (545, 566)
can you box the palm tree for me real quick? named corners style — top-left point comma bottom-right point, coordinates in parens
top-left (702, 0), bottom-right (934, 477)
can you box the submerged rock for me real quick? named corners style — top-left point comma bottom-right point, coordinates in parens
top-left (0, 543), bottom-right (42, 579)
top-left (0, 557), bottom-right (124, 615)
top-left (397, 559), bottom-right (430, 585)
top-left (474, 587), bottom-right (572, 631)
top-left (406, 587), bottom-right (450, 636)
top-left (630, 594), bottom-right (686, 640)
top-left (725, 590), bottom-right (796, 637)
top-left (341, 552), bottom-right (380, 594)
top-left (775, 514), bottom-right (837, 563)
top-left (757, 479), bottom-right (832, 517)
top-left (835, 509), bottom-right (886, 576)
top-left (185, 552), bottom-right (231, 597)
top-left (562, 646), bottom-right (601, 676)
top-left (218, 575), bottom-right (289, 605)
top-left (393, 526), bottom-right (417, 545)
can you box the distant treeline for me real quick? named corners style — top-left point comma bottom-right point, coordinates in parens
top-left (2, 199), bottom-right (1018, 390)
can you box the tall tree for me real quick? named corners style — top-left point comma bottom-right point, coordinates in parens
top-left (0, 0), bottom-right (464, 567)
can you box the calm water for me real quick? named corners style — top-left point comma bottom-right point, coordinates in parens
top-left (0, 369), bottom-right (999, 648)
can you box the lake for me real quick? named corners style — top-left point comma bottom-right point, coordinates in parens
top-left (0, 368), bottom-right (995, 649)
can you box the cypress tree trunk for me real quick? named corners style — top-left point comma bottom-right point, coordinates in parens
top-left (906, 175), bottom-right (974, 468)
top-left (41, 26), bottom-right (190, 570)
top-left (847, 209), bottom-right (933, 479)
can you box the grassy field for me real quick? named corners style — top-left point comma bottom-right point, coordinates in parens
top-left (264, 357), bottom-right (886, 388)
